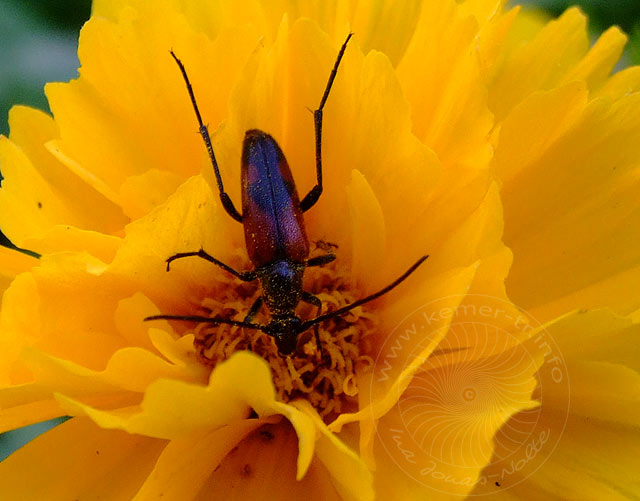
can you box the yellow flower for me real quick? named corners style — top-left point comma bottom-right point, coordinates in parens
top-left (0, 1), bottom-right (638, 499)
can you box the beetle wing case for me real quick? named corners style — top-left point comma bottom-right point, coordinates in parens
top-left (241, 130), bottom-right (310, 267)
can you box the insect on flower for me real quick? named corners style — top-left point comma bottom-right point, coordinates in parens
top-left (145, 34), bottom-right (428, 356)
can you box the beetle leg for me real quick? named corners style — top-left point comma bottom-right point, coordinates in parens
top-left (244, 296), bottom-right (263, 323)
top-left (166, 248), bottom-right (257, 281)
top-left (243, 296), bottom-right (263, 351)
top-left (144, 313), bottom-right (269, 354)
top-left (170, 51), bottom-right (243, 222)
top-left (300, 33), bottom-right (353, 212)
top-left (306, 253), bottom-right (336, 267)
top-left (144, 314), bottom-right (264, 331)
top-left (302, 291), bottom-right (324, 359)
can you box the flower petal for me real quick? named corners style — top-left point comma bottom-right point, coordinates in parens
top-left (0, 106), bottom-right (126, 251)
top-left (119, 169), bottom-right (186, 220)
top-left (491, 10), bottom-right (626, 123)
top-left (473, 309), bottom-right (640, 498)
top-left (596, 66), bottom-right (640, 100)
top-left (108, 174), bottom-right (243, 316)
top-left (0, 247), bottom-right (36, 299)
top-left (371, 338), bottom-right (542, 498)
top-left (351, 0), bottom-right (423, 67)
top-left (330, 264), bottom-right (479, 433)
top-left (0, 325), bottom-right (206, 434)
top-left (0, 272), bottom-right (40, 384)
top-left (397, 0), bottom-right (494, 171)
top-left (55, 352), bottom-right (321, 480)
top-left (0, 417), bottom-right (166, 500)
top-left (500, 90), bottom-right (640, 320)
top-left (559, 26), bottom-right (627, 89)
top-left (2, 252), bottom-right (131, 371)
top-left (0, 394), bottom-right (69, 434)
top-left (196, 422), bottom-right (342, 501)
top-left (493, 81), bottom-right (588, 186)
top-left (54, 353), bottom-right (268, 438)
top-left (0, 137), bottom-right (83, 248)
top-left (347, 169), bottom-right (386, 290)
top-left (369, 181), bottom-right (508, 392)
top-left (294, 400), bottom-right (374, 501)
top-left (490, 7), bottom-right (589, 120)
top-left (46, 1), bottom-right (262, 212)
top-left (133, 419), bottom-right (269, 500)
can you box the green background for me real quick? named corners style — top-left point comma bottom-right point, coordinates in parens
top-left (0, 0), bottom-right (639, 461)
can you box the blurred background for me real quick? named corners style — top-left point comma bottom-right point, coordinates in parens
top-left (0, 0), bottom-right (639, 461)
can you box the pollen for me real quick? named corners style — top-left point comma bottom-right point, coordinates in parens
top-left (192, 246), bottom-right (377, 419)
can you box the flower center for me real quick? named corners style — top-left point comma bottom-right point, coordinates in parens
top-left (193, 245), bottom-right (376, 419)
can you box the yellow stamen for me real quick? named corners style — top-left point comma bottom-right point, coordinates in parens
top-left (193, 249), bottom-right (376, 419)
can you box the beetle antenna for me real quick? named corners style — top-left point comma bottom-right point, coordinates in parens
top-left (300, 255), bottom-right (428, 330)
top-left (144, 314), bottom-right (264, 331)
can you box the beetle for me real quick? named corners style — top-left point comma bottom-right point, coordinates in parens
top-left (145, 34), bottom-right (428, 355)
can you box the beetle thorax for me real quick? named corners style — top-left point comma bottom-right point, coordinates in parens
top-left (258, 259), bottom-right (305, 315)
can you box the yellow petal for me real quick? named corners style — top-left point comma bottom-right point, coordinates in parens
top-left (541, 309), bottom-right (640, 383)
top-left (293, 400), bottom-right (374, 501)
top-left (351, 0), bottom-right (423, 67)
top-left (46, 2), bottom-right (262, 210)
top-left (470, 4), bottom-right (519, 80)
top-left (22, 226), bottom-right (122, 264)
top-left (476, 412), bottom-right (640, 498)
top-left (559, 26), bottom-right (627, 89)
top-left (119, 169), bottom-right (185, 220)
top-left (371, 182), bottom-right (508, 385)
top-left (595, 66), bottom-right (640, 100)
top-left (347, 169), bottom-right (386, 291)
top-left (0, 330), bottom-right (204, 434)
top-left (54, 352), bottom-right (267, 438)
top-left (336, 49), bottom-right (439, 282)
top-left (92, 0), bottom-right (133, 20)
top-left (473, 309), bottom-right (640, 498)
top-left (114, 293), bottom-right (162, 353)
top-left (55, 352), bottom-right (318, 479)
top-left (397, 0), bottom-right (494, 171)
top-left (0, 417), bottom-right (166, 500)
top-left (0, 396), bottom-right (69, 434)
top-left (108, 174), bottom-right (243, 316)
top-left (493, 81), bottom-right (588, 186)
top-left (5, 252), bottom-right (130, 370)
top-left (330, 264), bottom-right (478, 432)
top-left (0, 272), bottom-right (40, 384)
top-left (0, 246), bottom-right (36, 299)
top-left (532, 268), bottom-right (640, 336)
top-left (0, 136), bottom-right (84, 248)
top-left (500, 92), bottom-right (640, 320)
top-left (489, 7), bottom-right (589, 120)
top-left (197, 422), bottom-right (343, 501)
top-left (429, 182), bottom-right (504, 272)
top-left (133, 418), bottom-right (268, 500)
top-left (0, 106), bottom-right (126, 250)
top-left (492, 14), bottom-right (625, 117)
top-left (372, 338), bottom-right (542, 499)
